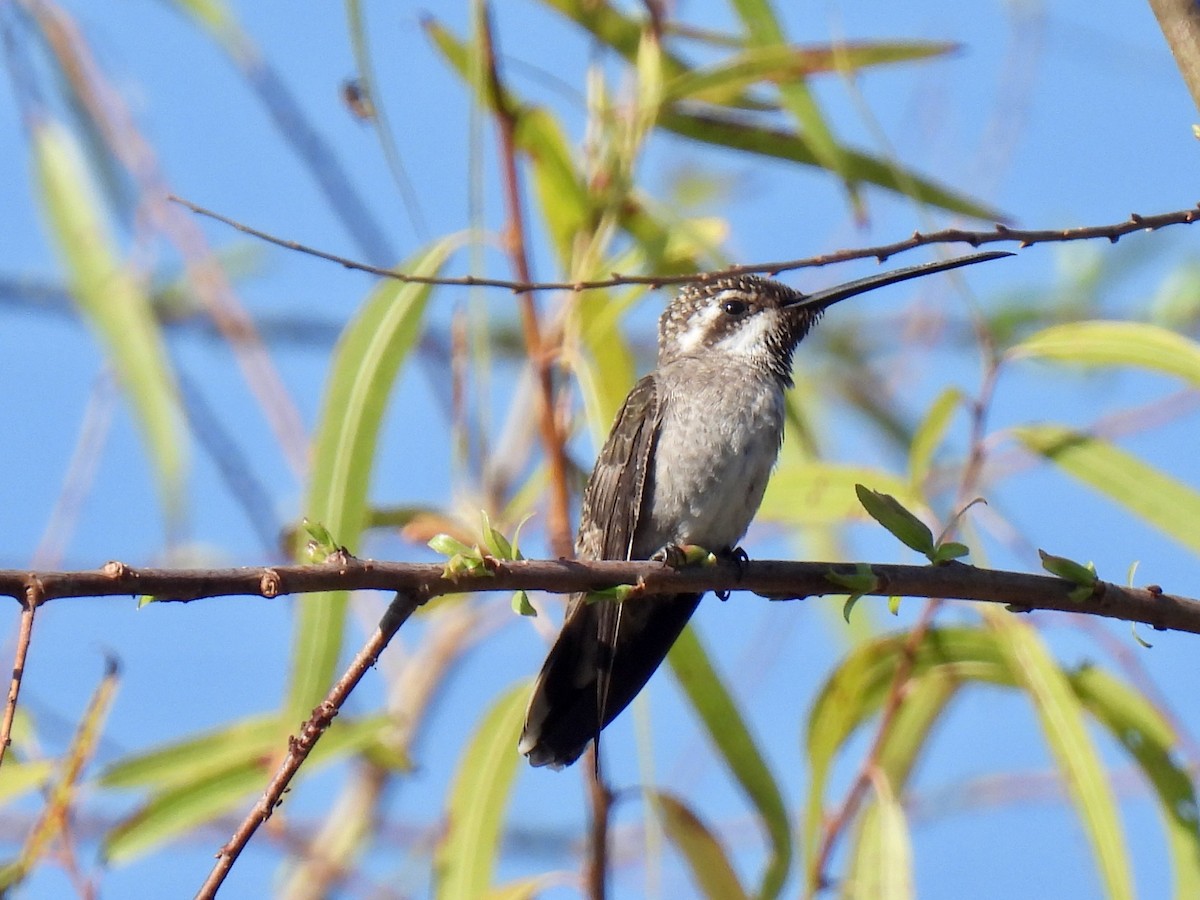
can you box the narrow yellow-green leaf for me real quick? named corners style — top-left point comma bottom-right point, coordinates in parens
top-left (729, 0), bottom-right (854, 203)
top-left (0, 761), bottom-right (54, 804)
top-left (2, 661), bottom-right (120, 889)
top-left (669, 628), bottom-right (790, 900)
top-left (842, 674), bottom-right (958, 900)
top-left (1010, 321), bottom-right (1200, 389)
top-left (1015, 425), bottom-right (1200, 555)
top-left (760, 462), bottom-right (917, 526)
top-left (633, 28), bottom-right (665, 139)
top-left (434, 683), bottom-right (528, 900)
top-left (33, 119), bottom-right (186, 517)
top-left (653, 791), bottom-right (749, 900)
top-left (519, 108), bottom-right (592, 265)
top-left (1071, 667), bottom-right (1200, 900)
top-left (665, 42), bottom-right (958, 105)
top-left (804, 628), bottom-right (1009, 891)
top-left (103, 759), bottom-right (267, 864)
top-left (484, 877), bottom-right (560, 900)
top-left (289, 238), bottom-right (455, 723)
top-left (987, 611), bottom-right (1134, 900)
top-left (660, 108), bottom-right (999, 220)
top-left (99, 714), bottom-right (281, 790)
top-left (427, 14), bottom-right (997, 219)
top-left (844, 775), bottom-right (913, 900)
top-left (163, 0), bottom-right (242, 47)
top-left (103, 715), bottom-right (390, 863)
top-left (574, 287), bottom-right (639, 445)
top-left (854, 484), bottom-right (935, 556)
top-left (1038, 549), bottom-right (1098, 586)
top-left (908, 387), bottom-right (963, 492)
top-left (540, 0), bottom-right (690, 81)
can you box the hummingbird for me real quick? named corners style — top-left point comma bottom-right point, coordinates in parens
top-left (519, 251), bottom-right (1011, 768)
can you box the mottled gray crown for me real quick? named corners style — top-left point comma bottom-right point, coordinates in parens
top-left (657, 275), bottom-right (823, 383)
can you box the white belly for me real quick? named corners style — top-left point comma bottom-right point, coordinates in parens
top-left (633, 365), bottom-right (785, 556)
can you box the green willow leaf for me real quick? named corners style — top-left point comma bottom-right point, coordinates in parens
top-left (103, 759), bottom-right (267, 864)
top-left (434, 683), bottom-right (528, 900)
top-left (845, 774), bottom-right (914, 900)
top-left (653, 791), bottom-right (750, 900)
top-left (1010, 321), bottom-right (1200, 389)
top-left (1070, 667), bottom-right (1200, 900)
top-left (665, 42), bottom-right (957, 105)
top-left (987, 611), bottom-right (1134, 900)
top-left (574, 287), bottom-right (639, 441)
top-left (669, 628), bottom-right (790, 900)
top-left (760, 463), bottom-right (916, 526)
top-left (854, 484), bottom-right (935, 556)
top-left (908, 387), bottom-right (963, 492)
top-left (33, 119), bottom-right (186, 518)
top-left (99, 715), bottom-right (281, 790)
top-left (659, 108), bottom-right (999, 220)
top-left (428, 12), bottom-right (997, 220)
top-left (804, 628), bottom-right (1008, 892)
top-left (729, 0), bottom-right (855, 205)
top-left (1038, 549), bottom-right (1098, 586)
top-left (0, 663), bottom-right (120, 890)
top-left (162, 0), bottom-right (244, 50)
top-left (1015, 425), bottom-right (1200, 556)
top-left (0, 760), bottom-right (54, 805)
top-left (102, 715), bottom-right (389, 863)
top-left (288, 237), bottom-right (456, 724)
top-left (484, 877), bottom-right (559, 900)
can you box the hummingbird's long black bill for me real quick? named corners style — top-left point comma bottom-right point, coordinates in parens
top-left (787, 250), bottom-right (1014, 311)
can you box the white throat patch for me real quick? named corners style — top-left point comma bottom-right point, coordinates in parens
top-left (714, 310), bottom-right (774, 358)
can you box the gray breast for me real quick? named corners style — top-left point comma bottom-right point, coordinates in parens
top-left (632, 358), bottom-right (785, 557)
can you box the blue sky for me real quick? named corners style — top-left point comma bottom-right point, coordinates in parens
top-left (3, 1), bottom-right (1199, 897)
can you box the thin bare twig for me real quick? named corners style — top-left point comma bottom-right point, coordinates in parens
top-left (0, 579), bottom-right (41, 770)
top-left (479, 4), bottom-right (574, 559)
top-left (196, 590), bottom-right (424, 900)
top-left (171, 196), bottom-right (1200, 293)
top-left (584, 746), bottom-right (612, 900)
top-left (12, 657), bottom-right (118, 885)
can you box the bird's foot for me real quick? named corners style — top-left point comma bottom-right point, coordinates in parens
top-left (651, 543), bottom-right (687, 568)
top-left (652, 543), bottom-right (715, 569)
top-left (714, 546), bottom-right (750, 601)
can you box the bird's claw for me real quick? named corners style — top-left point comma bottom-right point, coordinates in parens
top-left (715, 546), bottom-right (749, 601)
top-left (651, 543), bottom-right (689, 568)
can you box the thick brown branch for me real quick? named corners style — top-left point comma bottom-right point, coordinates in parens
top-left (3, 558), bottom-right (1197, 634)
top-left (171, 195), bottom-right (1200, 293)
top-left (479, 5), bottom-right (573, 559)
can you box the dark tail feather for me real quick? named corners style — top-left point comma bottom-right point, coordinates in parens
top-left (519, 593), bottom-right (703, 768)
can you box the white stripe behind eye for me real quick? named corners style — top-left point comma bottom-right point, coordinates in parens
top-left (674, 303), bottom-right (724, 355)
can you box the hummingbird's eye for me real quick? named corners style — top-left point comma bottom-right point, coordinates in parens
top-left (721, 299), bottom-right (750, 317)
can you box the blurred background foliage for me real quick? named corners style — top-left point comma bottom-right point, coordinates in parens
top-left (2, 0), bottom-right (1200, 897)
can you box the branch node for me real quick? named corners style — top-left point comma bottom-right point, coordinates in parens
top-left (260, 569), bottom-right (282, 598)
top-left (103, 561), bottom-right (130, 579)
